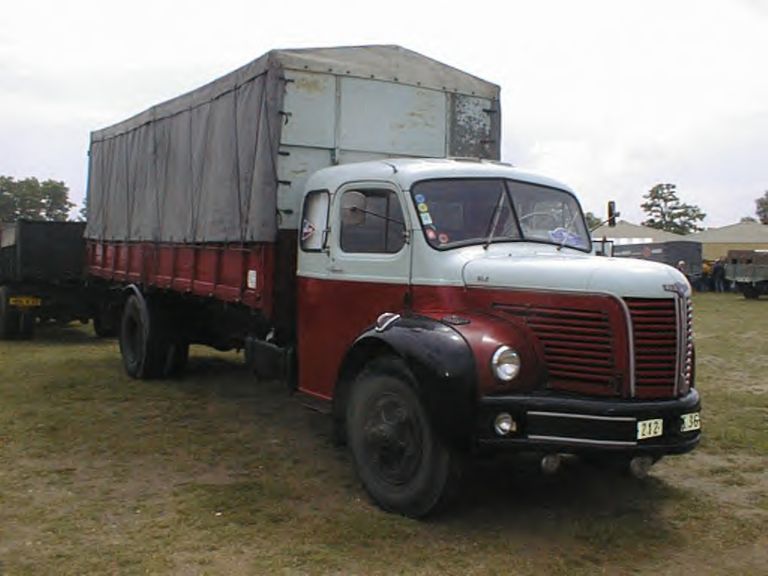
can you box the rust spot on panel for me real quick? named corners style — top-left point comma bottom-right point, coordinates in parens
top-left (295, 77), bottom-right (326, 95)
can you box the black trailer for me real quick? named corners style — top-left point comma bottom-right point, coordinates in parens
top-left (0, 220), bottom-right (93, 339)
top-left (613, 240), bottom-right (703, 283)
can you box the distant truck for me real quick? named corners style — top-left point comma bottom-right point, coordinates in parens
top-left (84, 45), bottom-right (701, 517)
top-left (725, 249), bottom-right (768, 299)
top-left (613, 240), bottom-right (702, 279)
top-left (0, 220), bottom-right (94, 338)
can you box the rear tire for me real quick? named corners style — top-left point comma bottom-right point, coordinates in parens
top-left (346, 357), bottom-right (461, 518)
top-left (93, 307), bottom-right (118, 338)
top-left (18, 310), bottom-right (35, 340)
top-left (0, 286), bottom-right (19, 340)
top-left (119, 293), bottom-right (180, 379)
top-left (740, 284), bottom-right (760, 299)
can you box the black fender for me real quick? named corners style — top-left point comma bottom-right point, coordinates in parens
top-left (335, 315), bottom-right (477, 448)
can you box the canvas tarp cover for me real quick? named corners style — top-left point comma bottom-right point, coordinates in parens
top-left (85, 45), bottom-right (501, 243)
top-left (86, 56), bottom-right (284, 243)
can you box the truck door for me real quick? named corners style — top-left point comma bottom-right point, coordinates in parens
top-left (296, 183), bottom-right (411, 399)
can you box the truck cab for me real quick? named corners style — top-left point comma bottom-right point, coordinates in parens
top-left (296, 158), bottom-right (701, 517)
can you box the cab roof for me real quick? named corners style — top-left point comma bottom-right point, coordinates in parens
top-left (304, 158), bottom-right (575, 195)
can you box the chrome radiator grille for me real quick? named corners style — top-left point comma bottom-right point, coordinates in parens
top-left (625, 297), bottom-right (691, 398)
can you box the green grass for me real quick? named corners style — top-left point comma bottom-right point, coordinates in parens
top-left (0, 293), bottom-right (766, 575)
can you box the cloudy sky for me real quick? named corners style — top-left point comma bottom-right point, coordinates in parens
top-left (1, 0), bottom-right (766, 226)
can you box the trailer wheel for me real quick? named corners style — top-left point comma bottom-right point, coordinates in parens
top-left (346, 357), bottom-right (461, 518)
top-left (0, 286), bottom-right (20, 340)
top-left (740, 284), bottom-right (760, 299)
top-left (18, 311), bottom-right (36, 340)
top-left (166, 340), bottom-right (189, 377)
top-left (120, 294), bottom-right (173, 379)
top-left (93, 308), bottom-right (118, 338)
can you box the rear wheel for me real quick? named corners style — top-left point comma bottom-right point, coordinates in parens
top-left (740, 284), bottom-right (760, 299)
top-left (93, 305), bottom-right (118, 338)
top-left (18, 310), bottom-right (35, 339)
top-left (119, 293), bottom-right (186, 379)
top-left (0, 286), bottom-right (19, 340)
top-left (346, 358), bottom-right (461, 518)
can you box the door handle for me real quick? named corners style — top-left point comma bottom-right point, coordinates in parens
top-left (328, 265), bottom-right (344, 273)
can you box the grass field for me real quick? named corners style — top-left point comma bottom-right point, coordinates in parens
top-left (0, 293), bottom-right (766, 575)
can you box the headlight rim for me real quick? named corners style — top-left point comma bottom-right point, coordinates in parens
top-left (491, 345), bottom-right (521, 382)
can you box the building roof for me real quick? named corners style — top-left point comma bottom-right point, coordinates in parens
top-left (686, 221), bottom-right (768, 243)
top-left (591, 220), bottom-right (684, 244)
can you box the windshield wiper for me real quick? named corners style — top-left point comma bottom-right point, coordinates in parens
top-left (483, 189), bottom-right (507, 250)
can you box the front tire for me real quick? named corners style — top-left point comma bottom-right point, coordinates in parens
top-left (346, 358), bottom-right (460, 518)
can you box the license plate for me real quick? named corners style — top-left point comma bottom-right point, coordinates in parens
top-left (680, 412), bottom-right (701, 432)
top-left (637, 418), bottom-right (664, 440)
top-left (8, 296), bottom-right (42, 308)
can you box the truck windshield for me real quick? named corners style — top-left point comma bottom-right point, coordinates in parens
top-left (410, 178), bottom-right (590, 252)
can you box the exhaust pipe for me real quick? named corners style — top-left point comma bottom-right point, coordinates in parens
top-left (629, 455), bottom-right (654, 479)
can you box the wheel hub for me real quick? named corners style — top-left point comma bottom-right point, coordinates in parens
top-left (362, 395), bottom-right (423, 485)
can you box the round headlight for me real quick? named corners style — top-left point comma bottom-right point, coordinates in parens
top-left (491, 345), bottom-right (521, 382)
top-left (494, 412), bottom-right (516, 436)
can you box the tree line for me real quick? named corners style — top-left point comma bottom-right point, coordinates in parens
top-left (0, 176), bottom-right (75, 222)
top-left (3, 173), bottom-right (768, 229)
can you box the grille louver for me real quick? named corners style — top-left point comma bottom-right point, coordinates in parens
top-left (625, 298), bottom-right (685, 398)
top-left (493, 304), bottom-right (618, 396)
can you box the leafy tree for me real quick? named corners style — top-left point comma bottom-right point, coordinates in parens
top-left (756, 191), bottom-right (768, 225)
top-left (0, 176), bottom-right (74, 222)
top-left (584, 211), bottom-right (602, 230)
top-left (641, 183), bottom-right (705, 234)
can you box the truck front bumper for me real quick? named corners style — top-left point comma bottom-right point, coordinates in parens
top-left (476, 388), bottom-right (701, 456)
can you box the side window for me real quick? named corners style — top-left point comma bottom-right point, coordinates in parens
top-left (340, 189), bottom-right (406, 254)
top-left (300, 190), bottom-right (330, 252)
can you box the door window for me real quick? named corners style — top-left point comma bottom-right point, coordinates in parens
top-left (340, 189), bottom-right (405, 254)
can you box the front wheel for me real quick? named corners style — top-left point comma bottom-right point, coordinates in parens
top-left (346, 358), bottom-right (461, 518)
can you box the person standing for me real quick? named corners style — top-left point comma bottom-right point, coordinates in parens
top-left (713, 258), bottom-right (726, 293)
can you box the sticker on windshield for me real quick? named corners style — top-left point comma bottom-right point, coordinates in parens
top-left (420, 212), bottom-right (433, 225)
top-left (438, 233), bottom-right (450, 244)
top-left (548, 227), bottom-right (585, 248)
top-left (425, 227), bottom-right (437, 241)
top-left (414, 194), bottom-right (426, 203)
top-left (417, 203), bottom-right (429, 213)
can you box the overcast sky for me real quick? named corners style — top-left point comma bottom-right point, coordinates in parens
top-left (1, 0), bottom-right (766, 226)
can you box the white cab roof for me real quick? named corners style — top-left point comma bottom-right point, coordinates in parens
top-left (304, 158), bottom-right (575, 195)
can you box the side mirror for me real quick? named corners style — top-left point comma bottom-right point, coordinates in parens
top-left (607, 201), bottom-right (619, 227)
top-left (341, 191), bottom-right (367, 227)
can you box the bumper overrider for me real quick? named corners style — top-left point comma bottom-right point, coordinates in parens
top-left (476, 388), bottom-right (701, 456)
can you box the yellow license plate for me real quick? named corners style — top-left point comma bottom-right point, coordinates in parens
top-left (680, 412), bottom-right (701, 432)
top-left (9, 296), bottom-right (42, 308)
top-left (637, 418), bottom-right (664, 440)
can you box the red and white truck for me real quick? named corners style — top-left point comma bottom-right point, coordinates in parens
top-left (85, 46), bottom-right (701, 517)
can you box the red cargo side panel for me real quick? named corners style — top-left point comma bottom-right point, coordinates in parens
top-left (86, 240), bottom-right (275, 315)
